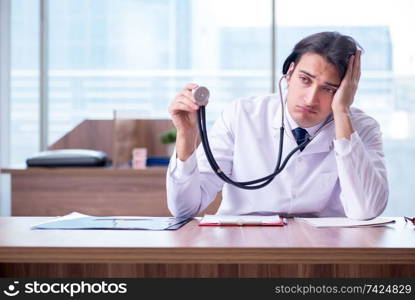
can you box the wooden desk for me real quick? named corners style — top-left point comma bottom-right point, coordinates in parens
top-left (0, 217), bottom-right (414, 278)
top-left (0, 167), bottom-right (220, 217)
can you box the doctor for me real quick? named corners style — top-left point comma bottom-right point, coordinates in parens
top-left (166, 31), bottom-right (388, 220)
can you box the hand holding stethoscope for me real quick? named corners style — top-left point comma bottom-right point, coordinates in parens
top-left (168, 83), bottom-right (202, 162)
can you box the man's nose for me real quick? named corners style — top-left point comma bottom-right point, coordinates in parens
top-left (304, 86), bottom-right (319, 106)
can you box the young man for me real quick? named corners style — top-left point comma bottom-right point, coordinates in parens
top-left (166, 32), bottom-right (388, 220)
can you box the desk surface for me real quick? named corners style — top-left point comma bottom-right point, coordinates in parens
top-left (1, 217), bottom-right (414, 265)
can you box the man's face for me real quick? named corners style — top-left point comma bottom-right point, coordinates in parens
top-left (286, 53), bottom-right (341, 128)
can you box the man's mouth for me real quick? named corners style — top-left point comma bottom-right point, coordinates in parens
top-left (296, 105), bottom-right (317, 114)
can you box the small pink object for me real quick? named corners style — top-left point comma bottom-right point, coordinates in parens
top-left (132, 148), bottom-right (147, 158)
top-left (132, 148), bottom-right (147, 169)
top-left (132, 158), bottom-right (147, 169)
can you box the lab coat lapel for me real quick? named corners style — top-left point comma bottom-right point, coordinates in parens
top-left (271, 103), bottom-right (299, 156)
top-left (302, 122), bottom-right (335, 155)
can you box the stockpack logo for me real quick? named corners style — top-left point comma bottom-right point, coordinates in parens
top-left (3, 281), bottom-right (20, 297)
top-left (2, 280), bottom-right (128, 297)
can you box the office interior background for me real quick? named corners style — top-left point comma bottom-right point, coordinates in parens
top-left (0, 0), bottom-right (414, 217)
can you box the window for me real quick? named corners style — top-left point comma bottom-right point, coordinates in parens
top-left (46, 0), bottom-right (271, 146)
top-left (11, 0), bottom-right (40, 165)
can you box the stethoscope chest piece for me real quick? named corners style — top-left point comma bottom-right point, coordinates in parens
top-left (193, 86), bottom-right (210, 106)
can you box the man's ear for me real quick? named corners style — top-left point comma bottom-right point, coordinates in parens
top-left (286, 62), bottom-right (295, 82)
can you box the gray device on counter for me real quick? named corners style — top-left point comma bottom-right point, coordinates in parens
top-left (26, 149), bottom-right (108, 167)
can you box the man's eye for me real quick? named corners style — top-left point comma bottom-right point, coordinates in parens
top-left (299, 76), bottom-right (309, 84)
top-left (323, 87), bottom-right (336, 94)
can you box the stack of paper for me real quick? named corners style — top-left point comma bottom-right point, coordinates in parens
top-left (199, 214), bottom-right (286, 226)
top-left (296, 217), bottom-right (395, 228)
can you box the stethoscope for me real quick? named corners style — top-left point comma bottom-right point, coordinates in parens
top-left (194, 76), bottom-right (331, 190)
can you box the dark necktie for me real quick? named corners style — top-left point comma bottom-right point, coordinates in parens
top-left (292, 127), bottom-right (309, 151)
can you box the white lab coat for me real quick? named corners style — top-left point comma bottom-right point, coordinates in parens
top-left (166, 94), bottom-right (388, 220)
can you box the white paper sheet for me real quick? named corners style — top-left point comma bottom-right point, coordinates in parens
top-left (296, 217), bottom-right (395, 228)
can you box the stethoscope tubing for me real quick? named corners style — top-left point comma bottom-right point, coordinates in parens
top-left (197, 106), bottom-right (310, 190)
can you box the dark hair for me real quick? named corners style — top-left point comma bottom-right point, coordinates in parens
top-left (282, 32), bottom-right (362, 79)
